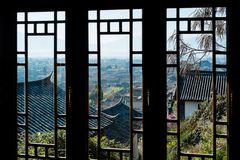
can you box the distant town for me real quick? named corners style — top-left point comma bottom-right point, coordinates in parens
top-left (17, 57), bottom-right (215, 110)
top-left (17, 57), bottom-right (143, 147)
top-left (17, 57), bottom-right (143, 110)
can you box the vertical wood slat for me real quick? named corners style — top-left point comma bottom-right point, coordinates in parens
top-left (96, 9), bottom-right (101, 159)
top-left (129, 8), bottom-right (134, 160)
top-left (212, 7), bottom-right (217, 160)
top-left (54, 10), bottom-right (58, 159)
top-left (176, 7), bottom-right (181, 160)
top-left (24, 11), bottom-right (29, 158)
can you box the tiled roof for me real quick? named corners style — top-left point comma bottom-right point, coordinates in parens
top-left (88, 107), bottom-right (113, 130)
top-left (17, 74), bottom-right (113, 134)
top-left (17, 74), bottom-right (62, 133)
top-left (179, 71), bottom-right (227, 101)
top-left (17, 74), bottom-right (141, 144)
top-left (102, 98), bottom-right (142, 144)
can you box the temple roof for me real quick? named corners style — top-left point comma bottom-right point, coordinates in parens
top-left (179, 71), bottom-right (227, 101)
top-left (102, 97), bottom-right (142, 144)
top-left (17, 73), bottom-right (112, 133)
top-left (17, 73), bottom-right (142, 144)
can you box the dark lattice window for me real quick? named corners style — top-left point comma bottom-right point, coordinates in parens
top-left (9, 1), bottom-right (235, 159)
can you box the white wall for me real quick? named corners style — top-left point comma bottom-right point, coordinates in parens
top-left (133, 134), bottom-right (139, 160)
top-left (185, 101), bottom-right (200, 118)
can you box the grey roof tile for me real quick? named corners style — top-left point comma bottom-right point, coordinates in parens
top-left (179, 71), bottom-right (227, 101)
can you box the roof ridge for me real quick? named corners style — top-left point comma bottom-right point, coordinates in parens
top-left (102, 96), bottom-right (123, 111)
top-left (17, 71), bottom-right (53, 85)
top-left (101, 112), bottom-right (119, 119)
top-left (182, 70), bottom-right (227, 76)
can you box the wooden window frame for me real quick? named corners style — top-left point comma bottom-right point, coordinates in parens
top-left (1, 0), bottom-right (239, 159)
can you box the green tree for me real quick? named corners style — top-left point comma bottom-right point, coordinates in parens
top-left (89, 136), bottom-right (128, 160)
top-left (18, 131), bottom-right (129, 160)
top-left (18, 130), bottom-right (66, 159)
top-left (89, 84), bottom-right (103, 106)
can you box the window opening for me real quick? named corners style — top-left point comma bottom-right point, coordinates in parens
top-left (88, 9), bottom-right (143, 160)
top-left (166, 7), bottom-right (228, 159)
top-left (17, 11), bottom-right (67, 159)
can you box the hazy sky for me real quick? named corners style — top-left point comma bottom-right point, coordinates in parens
top-left (17, 10), bottom-right (142, 58)
top-left (17, 11), bottom-right (66, 58)
top-left (17, 8), bottom-right (226, 58)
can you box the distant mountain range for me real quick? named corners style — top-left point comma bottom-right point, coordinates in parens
top-left (199, 60), bottom-right (212, 70)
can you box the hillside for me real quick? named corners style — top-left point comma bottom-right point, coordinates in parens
top-left (167, 96), bottom-right (227, 160)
